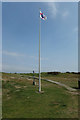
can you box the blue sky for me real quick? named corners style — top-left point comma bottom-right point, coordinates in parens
top-left (2, 2), bottom-right (78, 73)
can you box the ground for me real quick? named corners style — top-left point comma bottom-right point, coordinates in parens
top-left (2, 72), bottom-right (79, 118)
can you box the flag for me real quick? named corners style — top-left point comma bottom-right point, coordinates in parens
top-left (40, 11), bottom-right (47, 20)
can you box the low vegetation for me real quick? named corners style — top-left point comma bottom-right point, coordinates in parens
top-left (2, 72), bottom-right (79, 118)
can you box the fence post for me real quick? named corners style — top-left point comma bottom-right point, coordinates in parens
top-left (33, 71), bottom-right (36, 85)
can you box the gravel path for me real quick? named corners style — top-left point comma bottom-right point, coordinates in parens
top-left (28, 76), bottom-right (77, 92)
top-left (42, 78), bottom-right (77, 92)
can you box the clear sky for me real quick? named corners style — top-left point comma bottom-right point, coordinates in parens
top-left (2, 2), bottom-right (78, 73)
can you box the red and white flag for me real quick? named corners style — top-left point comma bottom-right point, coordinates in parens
top-left (40, 11), bottom-right (47, 20)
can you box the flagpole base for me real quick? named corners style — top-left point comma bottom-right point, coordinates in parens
top-left (36, 91), bottom-right (44, 94)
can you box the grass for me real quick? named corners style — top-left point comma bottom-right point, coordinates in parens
top-left (0, 73), bottom-right (2, 119)
top-left (2, 72), bottom-right (78, 118)
top-left (0, 88), bottom-right (2, 119)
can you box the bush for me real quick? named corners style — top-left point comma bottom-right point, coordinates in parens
top-left (66, 72), bottom-right (70, 74)
top-left (47, 72), bottom-right (60, 75)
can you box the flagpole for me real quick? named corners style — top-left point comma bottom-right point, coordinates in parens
top-left (39, 8), bottom-right (41, 92)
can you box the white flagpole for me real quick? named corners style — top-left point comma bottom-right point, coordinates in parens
top-left (39, 8), bottom-right (41, 92)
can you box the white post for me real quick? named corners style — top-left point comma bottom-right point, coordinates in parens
top-left (39, 8), bottom-right (41, 92)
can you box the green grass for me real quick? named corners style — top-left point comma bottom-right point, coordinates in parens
top-left (0, 74), bottom-right (2, 119)
top-left (2, 73), bottom-right (78, 118)
top-left (0, 88), bottom-right (2, 119)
